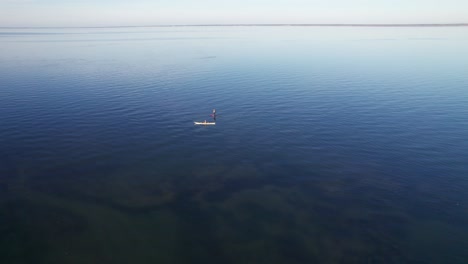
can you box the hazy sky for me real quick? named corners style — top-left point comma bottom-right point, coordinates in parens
top-left (0, 0), bottom-right (467, 27)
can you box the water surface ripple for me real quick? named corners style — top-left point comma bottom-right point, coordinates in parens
top-left (1, 26), bottom-right (468, 264)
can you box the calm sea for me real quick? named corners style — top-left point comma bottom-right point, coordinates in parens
top-left (1, 26), bottom-right (468, 263)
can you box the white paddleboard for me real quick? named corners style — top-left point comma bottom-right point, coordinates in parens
top-left (194, 122), bottom-right (216, 125)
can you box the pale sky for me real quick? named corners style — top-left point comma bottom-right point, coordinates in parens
top-left (0, 0), bottom-right (467, 27)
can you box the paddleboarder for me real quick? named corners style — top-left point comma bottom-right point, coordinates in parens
top-left (211, 109), bottom-right (216, 120)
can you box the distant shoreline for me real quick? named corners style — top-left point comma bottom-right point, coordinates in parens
top-left (1, 23), bottom-right (468, 29)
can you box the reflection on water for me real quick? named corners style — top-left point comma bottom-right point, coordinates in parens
top-left (1, 26), bottom-right (468, 263)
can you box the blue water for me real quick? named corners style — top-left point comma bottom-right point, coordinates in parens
top-left (1, 26), bottom-right (468, 263)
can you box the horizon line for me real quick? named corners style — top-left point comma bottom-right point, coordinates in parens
top-left (1, 23), bottom-right (468, 29)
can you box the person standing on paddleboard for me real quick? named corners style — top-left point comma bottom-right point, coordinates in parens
top-left (211, 109), bottom-right (216, 121)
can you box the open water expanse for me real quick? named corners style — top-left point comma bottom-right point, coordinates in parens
top-left (1, 26), bottom-right (468, 263)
